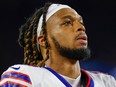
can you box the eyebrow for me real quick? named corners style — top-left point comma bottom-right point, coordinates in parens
top-left (61, 15), bottom-right (83, 21)
top-left (61, 15), bottom-right (73, 20)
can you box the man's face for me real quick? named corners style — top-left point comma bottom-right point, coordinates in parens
top-left (46, 8), bottom-right (90, 60)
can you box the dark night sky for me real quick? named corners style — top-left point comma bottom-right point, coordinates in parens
top-left (0, 0), bottom-right (116, 76)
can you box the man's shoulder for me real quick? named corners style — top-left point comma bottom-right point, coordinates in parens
top-left (1, 64), bottom-right (48, 82)
top-left (87, 70), bottom-right (114, 79)
top-left (0, 64), bottom-right (36, 86)
top-left (86, 70), bottom-right (116, 87)
top-left (2, 64), bottom-right (46, 75)
top-left (0, 64), bottom-right (49, 86)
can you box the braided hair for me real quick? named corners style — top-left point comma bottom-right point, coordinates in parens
top-left (18, 2), bottom-right (52, 67)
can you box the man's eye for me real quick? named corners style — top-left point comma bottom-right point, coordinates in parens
top-left (63, 21), bottom-right (73, 26)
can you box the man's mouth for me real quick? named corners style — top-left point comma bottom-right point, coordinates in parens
top-left (76, 33), bottom-right (87, 40)
top-left (76, 33), bottom-right (88, 45)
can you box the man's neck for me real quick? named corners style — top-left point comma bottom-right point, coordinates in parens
top-left (45, 58), bottom-right (81, 79)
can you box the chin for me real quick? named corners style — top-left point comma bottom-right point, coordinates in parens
top-left (75, 45), bottom-right (87, 49)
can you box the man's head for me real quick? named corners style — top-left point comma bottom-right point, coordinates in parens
top-left (18, 2), bottom-right (90, 66)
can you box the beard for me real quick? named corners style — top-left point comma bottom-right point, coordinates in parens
top-left (52, 37), bottom-right (91, 61)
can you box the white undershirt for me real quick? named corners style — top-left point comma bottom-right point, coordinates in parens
top-left (60, 74), bottom-right (81, 87)
top-left (44, 66), bottom-right (81, 87)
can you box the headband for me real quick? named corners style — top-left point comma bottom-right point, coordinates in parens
top-left (37, 4), bottom-right (71, 36)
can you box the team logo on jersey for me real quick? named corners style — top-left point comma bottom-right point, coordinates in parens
top-left (10, 66), bottom-right (20, 70)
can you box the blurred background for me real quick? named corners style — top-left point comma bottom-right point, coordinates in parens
top-left (0, 0), bottom-right (116, 78)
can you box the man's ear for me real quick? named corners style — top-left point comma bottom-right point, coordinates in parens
top-left (37, 35), bottom-right (45, 47)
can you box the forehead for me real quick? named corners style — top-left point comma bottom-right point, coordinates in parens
top-left (48, 8), bottom-right (82, 21)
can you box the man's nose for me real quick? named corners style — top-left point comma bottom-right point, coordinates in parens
top-left (76, 24), bottom-right (86, 32)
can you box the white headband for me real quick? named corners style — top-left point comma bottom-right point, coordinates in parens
top-left (37, 4), bottom-right (71, 36)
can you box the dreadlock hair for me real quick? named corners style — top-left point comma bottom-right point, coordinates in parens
top-left (18, 2), bottom-right (52, 67)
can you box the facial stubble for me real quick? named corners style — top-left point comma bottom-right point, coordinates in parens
top-left (51, 37), bottom-right (91, 61)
